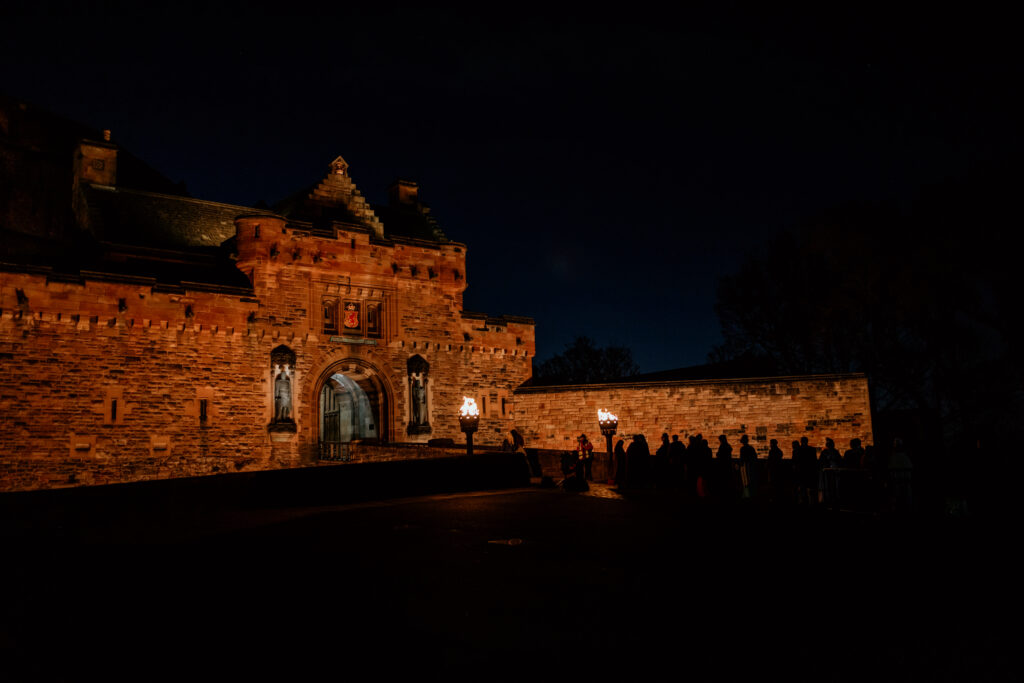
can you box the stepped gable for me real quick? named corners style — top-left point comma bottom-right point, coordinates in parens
top-left (276, 156), bottom-right (384, 237)
top-left (373, 179), bottom-right (448, 242)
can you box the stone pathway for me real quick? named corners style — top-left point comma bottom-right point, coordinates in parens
top-left (581, 480), bottom-right (626, 500)
top-left (530, 477), bottom-right (626, 500)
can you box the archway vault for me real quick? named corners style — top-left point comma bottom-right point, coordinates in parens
top-left (312, 357), bottom-right (396, 458)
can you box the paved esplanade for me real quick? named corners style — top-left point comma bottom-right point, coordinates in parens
top-left (2, 483), bottom-right (1010, 681)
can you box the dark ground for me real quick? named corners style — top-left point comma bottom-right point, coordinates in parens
top-left (0, 462), bottom-right (1014, 682)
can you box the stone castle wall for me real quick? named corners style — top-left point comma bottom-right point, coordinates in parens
top-left (0, 217), bottom-right (535, 491)
top-left (512, 374), bottom-right (873, 455)
top-left (1, 216), bottom-right (871, 493)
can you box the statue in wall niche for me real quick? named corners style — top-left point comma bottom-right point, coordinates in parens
top-left (274, 364), bottom-right (293, 421)
top-left (406, 354), bottom-right (431, 435)
top-left (270, 345), bottom-right (297, 430)
top-left (411, 375), bottom-right (426, 424)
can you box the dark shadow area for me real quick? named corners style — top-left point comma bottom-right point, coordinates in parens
top-left (0, 480), bottom-right (1012, 681)
top-left (0, 452), bottom-right (531, 543)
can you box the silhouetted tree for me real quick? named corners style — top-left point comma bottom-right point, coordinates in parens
top-left (532, 336), bottom-right (640, 385)
top-left (712, 163), bottom-right (1023, 451)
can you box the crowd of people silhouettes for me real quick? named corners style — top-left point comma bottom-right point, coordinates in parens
top-left (618, 432), bottom-right (914, 512)
top-left (522, 430), bottom-right (915, 513)
top-left (501, 425), bottom-right (918, 513)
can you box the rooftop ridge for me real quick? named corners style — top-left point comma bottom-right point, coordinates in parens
top-left (90, 184), bottom-right (270, 217)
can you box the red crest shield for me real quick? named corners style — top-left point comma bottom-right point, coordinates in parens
top-left (343, 303), bottom-right (360, 329)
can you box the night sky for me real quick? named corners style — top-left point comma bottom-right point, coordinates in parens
top-left (3, 3), bottom-right (1020, 372)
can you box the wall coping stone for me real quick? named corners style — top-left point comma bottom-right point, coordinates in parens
top-left (515, 372), bottom-right (868, 394)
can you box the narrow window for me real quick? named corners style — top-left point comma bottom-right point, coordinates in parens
top-left (366, 301), bottom-right (383, 338)
top-left (110, 399), bottom-right (118, 423)
top-left (254, 224), bottom-right (261, 238)
top-left (323, 298), bottom-right (338, 335)
top-left (501, 398), bottom-right (507, 417)
top-left (199, 399), bottom-right (209, 423)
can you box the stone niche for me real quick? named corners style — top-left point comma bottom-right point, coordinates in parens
top-left (406, 354), bottom-right (431, 435)
top-left (269, 344), bottom-right (297, 433)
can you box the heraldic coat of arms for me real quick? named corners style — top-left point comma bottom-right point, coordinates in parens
top-left (343, 302), bottom-right (360, 330)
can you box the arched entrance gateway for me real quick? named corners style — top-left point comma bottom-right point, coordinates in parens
top-left (316, 360), bottom-right (392, 460)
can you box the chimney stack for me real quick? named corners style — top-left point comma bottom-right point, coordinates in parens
top-left (388, 179), bottom-right (419, 206)
top-left (74, 134), bottom-right (118, 188)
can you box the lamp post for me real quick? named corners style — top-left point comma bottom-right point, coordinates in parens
top-left (598, 409), bottom-right (618, 480)
top-left (459, 397), bottom-right (480, 456)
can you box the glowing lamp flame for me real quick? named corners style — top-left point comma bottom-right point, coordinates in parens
top-left (598, 409), bottom-right (618, 423)
top-left (459, 397), bottom-right (480, 418)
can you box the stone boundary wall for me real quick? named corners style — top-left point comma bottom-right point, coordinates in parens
top-left (513, 374), bottom-right (873, 455)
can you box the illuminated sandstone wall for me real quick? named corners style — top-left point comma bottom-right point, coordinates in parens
top-left (0, 220), bottom-right (535, 491)
top-left (232, 215), bottom-right (536, 456)
top-left (0, 272), bottom-right (268, 491)
top-left (512, 374), bottom-right (873, 455)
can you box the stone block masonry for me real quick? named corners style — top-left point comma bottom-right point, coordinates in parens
top-left (0, 141), bottom-right (541, 492)
top-left (0, 229), bottom-right (534, 491)
top-left (0, 135), bottom-right (868, 494)
top-left (512, 374), bottom-right (873, 455)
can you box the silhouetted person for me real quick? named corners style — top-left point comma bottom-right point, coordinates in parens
top-left (739, 434), bottom-right (758, 499)
top-left (510, 428), bottom-right (536, 478)
top-left (655, 433), bottom-right (670, 488)
top-left (561, 450), bottom-right (588, 492)
top-left (614, 439), bottom-right (627, 487)
top-left (820, 438), bottom-right (841, 469)
top-left (637, 434), bottom-right (652, 485)
top-left (669, 435), bottom-right (686, 490)
top-left (820, 437), bottom-right (842, 506)
top-left (697, 435), bottom-right (713, 497)
top-left (656, 433), bottom-right (670, 457)
top-left (626, 434), bottom-right (651, 488)
top-left (843, 438), bottom-right (864, 468)
top-left (716, 434), bottom-right (733, 460)
top-left (767, 439), bottom-right (786, 503)
top-left (795, 437), bottom-right (818, 505)
top-left (715, 434), bottom-right (733, 499)
top-left (577, 434), bottom-right (594, 481)
top-left (683, 435), bottom-right (700, 497)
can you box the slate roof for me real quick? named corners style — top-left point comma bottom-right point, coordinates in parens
top-left (373, 202), bottom-right (447, 242)
top-left (0, 224), bottom-right (253, 294)
top-left (82, 185), bottom-right (250, 250)
top-left (2, 96), bottom-right (447, 293)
